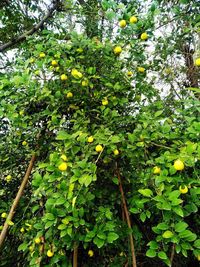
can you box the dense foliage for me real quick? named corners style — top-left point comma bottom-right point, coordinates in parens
top-left (0, 0), bottom-right (200, 266)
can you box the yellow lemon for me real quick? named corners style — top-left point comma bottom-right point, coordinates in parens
top-left (119, 20), bottom-right (126, 28)
top-left (114, 46), bottom-right (122, 55)
top-left (22, 141), bottom-right (27, 146)
top-left (130, 16), bottom-right (138, 24)
top-left (174, 159), bottom-right (184, 171)
top-left (127, 71), bottom-right (133, 77)
top-left (60, 154), bottom-right (67, 161)
top-left (113, 149), bottom-right (119, 156)
top-left (88, 250), bottom-right (94, 257)
top-left (87, 136), bottom-right (94, 143)
top-left (34, 237), bottom-right (41, 244)
top-left (47, 250), bottom-right (54, 257)
top-left (51, 60), bottom-right (58, 67)
top-left (20, 227), bottom-right (25, 233)
top-left (39, 52), bottom-right (45, 58)
top-left (137, 67), bottom-right (145, 73)
top-left (179, 185), bottom-right (188, 194)
top-left (140, 32), bottom-right (148, 40)
top-left (58, 162), bottom-right (68, 171)
top-left (6, 175), bottom-right (12, 182)
top-left (29, 58), bottom-right (35, 63)
top-left (67, 92), bottom-right (73, 98)
top-left (153, 166), bottom-right (161, 174)
top-left (102, 99), bottom-right (108, 106)
top-left (82, 80), bottom-right (88, 86)
top-left (195, 58), bottom-right (200, 66)
top-left (29, 246), bottom-right (34, 252)
top-left (71, 69), bottom-right (83, 79)
top-left (60, 74), bottom-right (68, 81)
top-left (96, 145), bottom-right (103, 153)
top-left (19, 110), bottom-right (24, 116)
top-left (1, 212), bottom-right (7, 218)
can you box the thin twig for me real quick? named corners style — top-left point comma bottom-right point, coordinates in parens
top-left (0, 0), bottom-right (61, 52)
top-left (170, 243), bottom-right (175, 266)
top-left (73, 242), bottom-right (78, 267)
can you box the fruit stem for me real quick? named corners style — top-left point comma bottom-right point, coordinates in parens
top-left (73, 242), bottom-right (78, 267)
top-left (116, 162), bottom-right (137, 267)
top-left (0, 154), bottom-right (36, 249)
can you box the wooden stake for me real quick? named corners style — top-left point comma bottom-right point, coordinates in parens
top-left (0, 154), bottom-right (36, 249)
top-left (116, 162), bottom-right (137, 267)
top-left (73, 243), bottom-right (78, 267)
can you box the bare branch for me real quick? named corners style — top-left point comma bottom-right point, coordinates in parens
top-left (0, 0), bottom-right (61, 53)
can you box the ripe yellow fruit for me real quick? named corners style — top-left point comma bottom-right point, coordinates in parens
top-left (113, 149), bottom-right (119, 156)
top-left (47, 250), bottom-right (54, 257)
top-left (197, 254), bottom-right (200, 261)
top-left (35, 237), bottom-right (41, 244)
top-left (87, 136), bottom-right (94, 143)
top-left (67, 92), bottom-right (73, 98)
top-left (22, 141), bottom-right (27, 146)
top-left (195, 58), bottom-right (200, 66)
top-left (29, 58), bottom-right (35, 63)
top-left (39, 52), bottom-right (45, 58)
top-left (20, 227), bottom-right (25, 233)
top-left (60, 74), bottom-right (68, 81)
top-left (29, 246), bottom-right (34, 252)
top-left (174, 159), bottom-right (184, 171)
top-left (51, 60), bottom-right (58, 67)
top-left (130, 16), bottom-right (138, 24)
top-left (127, 71), bottom-right (133, 77)
top-left (1, 212), bottom-right (7, 218)
top-left (6, 175), bottom-right (12, 182)
top-left (88, 250), bottom-right (94, 257)
top-left (96, 145), bottom-right (103, 153)
top-left (82, 80), bottom-right (88, 87)
top-left (60, 154), bottom-right (67, 161)
top-left (58, 162), bottom-right (68, 171)
top-left (179, 185), bottom-right (188, 194)
top-left (71, 69), bottom-right (83, 79)
top-left (119, 20), bottom-right (126, 28)
top-left (102, 99), bottom-right (108, 106)
top-left (140, 32), bottom-right (148, 40)
top-left (19, 110), bottom-right (24, 116)
top-left (137, 67), bottom-right (145, 73)
top-left (153, 166), bottom-right (161, 174)
top-left (114, 46), bottom-right (122, 55)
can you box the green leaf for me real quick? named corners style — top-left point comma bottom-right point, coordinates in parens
top-left (158, 251), bottom-right (168, 260)
top-left (156, 223), bottom-right (169, 230)
top-left (93, 237), bottom-right (105, 248)
top-left (140, 212), bottom-right (146, 222)
top-left (56, 131), bottom-right (71, 140)
top-left (174, 222), bottom-right (188, 233)
top-left (18, 243), bottom-right (28, 251)
top-left (45, 213), bottom-right (55, 221)
top-left (138, 189), bottom-right (153, 197)
top-left (147, 241), bottom-right (159, 250)
top-left (107, 232), bottom-right (119, 243)
top-left (162, 230), bottom-right (174, 238)
top-left (194, 239), bottom-right (200, 248)
top-left (173, 206), bottom-right (184, 217)
top-left (179, 230), bottom-right (197, 242)
top-left (155, 110), bottom-right (163, 117)
top-left (146, 249), bottom-right (156, 258)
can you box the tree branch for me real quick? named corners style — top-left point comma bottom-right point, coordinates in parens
top-left (0, 0), bottom-right (61, 53)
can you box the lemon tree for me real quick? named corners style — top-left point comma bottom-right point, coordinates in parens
top-left (0, 0), bottom-right (200, 267)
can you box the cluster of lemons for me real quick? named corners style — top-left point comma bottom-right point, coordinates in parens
top-left (58, 136), bottom-right (119, 172)
top-left (153, 159), bottom-right (189, 194)
top-left (34, 237), bottom-right (54, 257)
